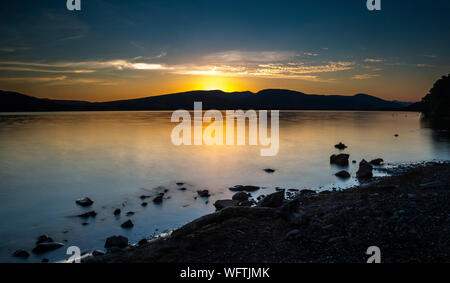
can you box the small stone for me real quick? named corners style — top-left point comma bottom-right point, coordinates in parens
top-left (138, 238), bottom-right (148, 246)
top-left (141, 202), bottom-right (148, 207)
top-left (264, 168), bottom-right (275, 173)
top-left (36, 235), bottom-right (53, 245)
top-left (75, 197), bottom-right (94, 207)
top-left (78, 211), bottom-right (97, 218)
top-left (176, 182), bottom-right (185, 186)
top-left (242, 185), bottom-right (260, 192)
top-left (153, 193), bottom-right (164, 204)
top-left (92, 250), bottom-right (105, 257)
top-left (370, 158), bottom-right (384, 166)
top-left (121, 220), bottom-right (134, 229)
top-left (232, 191), bottom-right (250, 201)
top-left (334, 142), bottom-right (347, 150)
top-left (299, 189), bottom-right (316, 196)
top-left (259, 191), bottom-right (285, 208)
top-left (32, 242), bottom-right (64, 254)
top-left (13, 250), bottom-right (30, 258)
top-left (335, 170), bottom-right (351, 179)
top-left (214, 199), bottom-right (239, 210)
top-left (197, 190), bottom-right (210, 197)
top-left (104, 236), bottom-right (128, 249)
top-left (229, 185), bottom-right (244, 192)
top-left (140, 195), bottom-right (150, 200)
top-left (114, 208), bottom-right (121, 215)
top-left (179, 187), bottom-right (187, 191)
top-left (126, 211), bottom-right (135, 216)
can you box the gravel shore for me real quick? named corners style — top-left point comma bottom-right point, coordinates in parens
top-left (86, 162), bottom-right (450, 263)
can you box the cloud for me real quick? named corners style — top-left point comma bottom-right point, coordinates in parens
top-left (204, 51), bottom-right (298, 63)
top-left (0, 75), bottom-right (67, 82)
top-left (0, 47), bottom-right (31, 53)
top-left (423, 54), bottom-right (437, 58)
top-left (352, 74), bottom-right (380, 80)
top-left (416, 64), bottom-right (433, 67)
top-left (364, 58), bottom-right (385, 63)
top-left (304, 52), bottom-right (319, 57)
top-left (0, 55), bottom-right (355, 84)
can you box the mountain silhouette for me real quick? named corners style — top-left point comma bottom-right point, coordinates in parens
top-left (0, 89), bottom-right (407, 112)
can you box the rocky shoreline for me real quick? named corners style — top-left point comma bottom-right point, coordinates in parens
top-left (84, 161), bottom-right (450, 263)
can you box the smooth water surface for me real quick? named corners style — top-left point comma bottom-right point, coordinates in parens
top-left (0, 111), bottom-right (449, 262)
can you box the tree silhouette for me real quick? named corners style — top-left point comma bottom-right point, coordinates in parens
top-left (421, 74), bottom-right (450, 120)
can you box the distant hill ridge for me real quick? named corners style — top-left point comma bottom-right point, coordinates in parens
top-left (0, 89), bottom-right (408, 112)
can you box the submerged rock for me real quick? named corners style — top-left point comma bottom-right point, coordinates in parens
top-left (153, 193), bottom-right (164, 204)
top-left (335, 170), bottom-right (351, 179)
top-left (92, 250), bottom-right (105, 257)
top-left (232, 191), bottom-right (251, 201)
top-left (75, 197), bottom-right (94, 207)
top-left (104, 236), bottom-right (128, 249)
top-left (334, 142), bottom-right (348, 150)
top-left (330, 154), bottom-right (350, 166)
top-left (197, 190), bottom-right (210, 198)
top-left (357, 159), bottom-right (373, 179)
top-left (121, 220), bottom-right (134, 229)
top-left (214, 200), bottom-right (239, 210)
top-left (138, 239), bottom-right (148, 246)
top-left (258, 191), bottom-right (285, 208)
top-left (12, 249), bottom-right (30, 258)
top-left (32, 242), bottom-right (64, 254)
top-left (36, 235), bottom-right (53, 245)
top-left (370, 158), bottom-right (384, 166)
top-left (229, 185), bottom-right (244, 192)
top-left (243, 185), bottom-right (260, 192)
top-left (78, 211), bottom-right (97, 218)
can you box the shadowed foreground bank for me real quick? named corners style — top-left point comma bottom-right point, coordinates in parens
top-left (86, 163), bottom-right (450, 263)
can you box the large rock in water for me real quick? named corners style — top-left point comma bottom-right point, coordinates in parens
top-left (32, 242), bottom-right (64, 254)
top-left (330, 154), bottom-right (350, 166)
top-left (258, 191), bottom-right (285, 208)
top-left (357, 159), bottom-right (373, 179)
top-left (335, 170), bottom-right (351, 179)
top-left (75, 197), bottom-right (94, 207)
top-left (370, 158), bottom-right (384, 166)
top-left (104, 236), bottom-right (128, 249)
top-left (232, 191), bottom-right (250, 201)
top-left (214, 200), bottom-right (239, 210)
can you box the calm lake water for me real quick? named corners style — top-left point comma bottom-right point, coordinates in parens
top-left (0, 111), bottom-right (449, 262)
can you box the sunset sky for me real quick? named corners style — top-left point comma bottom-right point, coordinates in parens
top-left (0, 0), bottom-right (449, 102)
